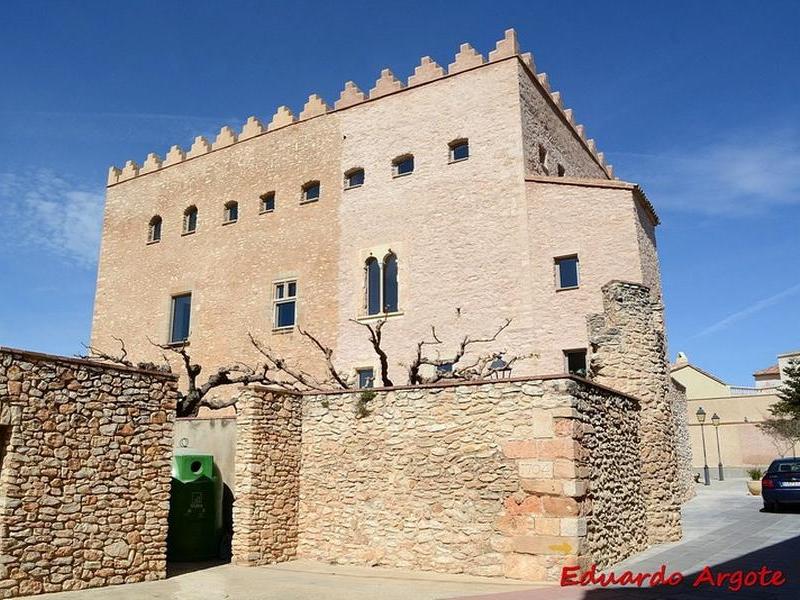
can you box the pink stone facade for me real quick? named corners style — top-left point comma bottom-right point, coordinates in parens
top-left (91, 30), bottom-right (660, 394)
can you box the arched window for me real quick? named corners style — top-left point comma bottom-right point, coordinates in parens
top-left (223, 200), bottom-right (238, 223)
top-left (449, 139), bottom-right (469, 162)
top-left (392, 154), bottom-right (414, 177)
top-left (302, 180), bottom-right (321, 203)
top-left (183, 206), bottom-right (198, 234)
top-left (383, 253), bottom-right (398, 313)
top-left (344, 167), bottom-right (365, 189)
top-left (148, 215), bottom-right (162, 243)
top-left (364, 252), bottom-right (399, 316)
top-left (366, 257), bottom-right (381, 315)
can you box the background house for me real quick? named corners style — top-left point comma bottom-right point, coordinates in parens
top-left (671, 349), bottom-right (799, 473)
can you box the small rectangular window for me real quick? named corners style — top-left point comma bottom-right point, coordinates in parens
top-left (223, 202), bottom-right (238, 223)
top-left (260, 192), bottom-right (275, 213)
top-left (564, 349), bottom-right (587, 376)
top-left (450, 141), bottom-right (469, 162)
top-left (302, 182), bottom-right (320, 202)
top-left (345, 169), bottom-right (365, 189)
top-left (170, 293), bottom-right (192, 343)
top-left (393, 156), bottom-right (414, 176)
top-left (357, 368), bottom-right (374, 389)
top-left (555, 255), bottom-right (579, 289)
top-left (274, 280), bottom-right (297, 329)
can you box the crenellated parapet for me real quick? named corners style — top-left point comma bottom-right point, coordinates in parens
top-left (109, 28), bottom-right (614, 185)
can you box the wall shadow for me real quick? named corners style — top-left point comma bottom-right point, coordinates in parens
top-left (576, 528), bottom-right (800, 599)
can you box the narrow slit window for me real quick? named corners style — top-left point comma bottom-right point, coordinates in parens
top-left (365, 257), bottom-right (381, 316)
top-left (382, 253), bottom-right (398, 313)
top-left (148, 215), bottom-right (162, 243)
top-left (183, 206), bottom-right (198, 234)
top-left (538, 144), bottom-right (548, 174)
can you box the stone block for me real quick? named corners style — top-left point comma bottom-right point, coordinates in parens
top-left (518, 459), bottom-right (553, 479)
top-left (512, 535), bottom-right (581, 556)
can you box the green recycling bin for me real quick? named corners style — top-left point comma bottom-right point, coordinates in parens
top-left (167, 450), bottom-right (223, 561)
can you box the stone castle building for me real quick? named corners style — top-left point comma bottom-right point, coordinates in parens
top-left (92, 29), bottom-right (662, 389)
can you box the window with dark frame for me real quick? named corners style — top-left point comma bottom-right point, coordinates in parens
top-left (555, 255), bottom-right (579, 289)
top-left (260, 192), bottom-right (275, 213)
top-left (449, 139), bottom-right (469, 162)
top-left (302, 181), bottom-right (320, 202)
top-left (345, 168), bottom-right (365, 189)
top-left (392, 155), bottom-right (414, 177)
top-left (357, 368), bottom-right (375, 389)
top-left (564, 349), bottom-right (587, 377)
top-left (170, 293), bottom-right (192, 343)
top-left (274, 280), bottom-right (297, 329)
top-left (557, 164), bottom-right (565, 177)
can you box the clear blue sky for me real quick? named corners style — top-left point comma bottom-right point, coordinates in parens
top-left (1, 0), bottom-right (798, 385)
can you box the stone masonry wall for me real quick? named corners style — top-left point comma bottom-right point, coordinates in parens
top-left (231, 389), bottom-right (301, 566)
top-left (588, 281), bottom-right (683, 543)
top-left (296, 377), bottom-right (645, 581)
top-left (669, 381), bottom-right (695, 502)
top-left (0, 348), bottom-right (177, 599)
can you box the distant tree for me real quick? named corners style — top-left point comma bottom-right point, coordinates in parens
top-left (769, 359), bottom-right (800, 420)
top-left (758, 417), bottom-right (800, 458)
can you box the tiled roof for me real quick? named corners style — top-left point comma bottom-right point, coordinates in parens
top-left (753, 364), bottom-right (780, 377)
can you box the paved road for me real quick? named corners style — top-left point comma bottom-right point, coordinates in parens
top-left (19, 478), bottom-right (800, 599)
top-left (457, 478), bottom-right (800, 599)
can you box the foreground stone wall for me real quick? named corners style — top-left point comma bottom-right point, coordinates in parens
top-left (668, 382), bottom-right (695, 501)
top-left (230, 377), bottom-right (647, 581)
top-left (588, 281), bottom-right (683, 542)
top-left (232, 389), bottom-right (301, 566)
top-left (0, 348), bottom-right (177, 599)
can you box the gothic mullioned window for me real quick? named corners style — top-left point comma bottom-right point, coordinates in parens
top-left (365, 252), bottom-right (399, 315)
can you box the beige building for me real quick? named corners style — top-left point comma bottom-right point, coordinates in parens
top-left (671, 350), bottom-right (799, 472)
top-left (92, 29), bottom-right (662, 399)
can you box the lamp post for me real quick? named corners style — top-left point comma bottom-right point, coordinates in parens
top-left (712, 413), bottom-right (724, 481)
top-left (696, 407), bottom-right (711, 486)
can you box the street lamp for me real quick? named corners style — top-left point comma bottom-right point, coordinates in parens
top-left (696, 407), bottom-right (711, 486)
top-left (489, 356), bottom-right (512, 379)
top-left (712, 413), bottom-right (724, 481)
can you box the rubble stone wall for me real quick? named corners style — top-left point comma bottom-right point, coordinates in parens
top-left (231, 389), bottom-right (301, 566)
top-left (297, 377), bottom-right (645, 581)
top-left (588, 281), bottom-right (684, 543)
top-left (0, 348), bottom-right (177, 599)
